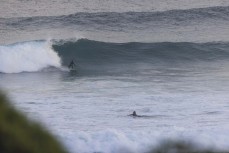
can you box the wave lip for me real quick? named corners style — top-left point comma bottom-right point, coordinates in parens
top-left (0, 40), bottom-right (61, 73)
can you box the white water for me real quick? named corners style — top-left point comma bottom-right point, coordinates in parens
top-left (0, 41), bottom-right (61, 73)
top-left (1, 64), bottom-right (229, 153)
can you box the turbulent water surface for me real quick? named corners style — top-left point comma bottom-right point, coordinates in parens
top-left (1, 1), bottom-right (229, 153)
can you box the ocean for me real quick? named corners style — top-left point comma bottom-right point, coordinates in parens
top-left (1, 1), bottom-right (229, 153)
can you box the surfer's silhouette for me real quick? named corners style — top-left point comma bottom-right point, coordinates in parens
top-left (68, 60), bottom-right (76, 69)
top-left (129, 111), bottom-right (137, 117)
top-left (128, 111), bottom-right (162, 118)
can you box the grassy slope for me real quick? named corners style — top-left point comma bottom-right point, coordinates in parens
top-left (0, 92), bottom-right (68, 153)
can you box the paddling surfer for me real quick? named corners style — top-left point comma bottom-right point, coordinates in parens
top-left (129, 111), bottom-right (137, 117)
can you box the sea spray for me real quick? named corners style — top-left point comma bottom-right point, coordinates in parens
top-left (0, 40), bottom-right (61, 73)
top-left (61, 129), bottom-right (229, 153)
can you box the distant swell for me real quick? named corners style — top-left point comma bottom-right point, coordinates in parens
top-left (0, 41), bottom-right (61, 73)
top-left (3, 6), bottom-right (229, 29)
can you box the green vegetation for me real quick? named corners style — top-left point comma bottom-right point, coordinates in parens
top-left (0, 92), bottom-right (68, 153)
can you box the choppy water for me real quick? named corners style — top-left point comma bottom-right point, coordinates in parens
top-left (1, 1), bottom-right (229, 153)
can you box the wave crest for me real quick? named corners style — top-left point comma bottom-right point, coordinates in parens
top-left (0, 41), bottom-right (61, 73)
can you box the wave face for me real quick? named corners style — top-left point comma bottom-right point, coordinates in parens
top-left (0, 41), bottom-right (61, 73)
top-left (53, 39), bottom-right (229, 63)
top-left (52, 39), bottom-right (229, 75)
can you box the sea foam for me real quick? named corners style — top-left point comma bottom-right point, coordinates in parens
top-left (0, 41), bottom-right (61, 73)
top-left (61, 129), bottom-right (229, 153)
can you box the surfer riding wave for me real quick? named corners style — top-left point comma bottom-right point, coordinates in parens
top-left (68, 60), bottom-right (76, 70)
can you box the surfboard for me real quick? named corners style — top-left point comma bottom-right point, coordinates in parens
top-left (69, 67), bottom-right (77, 72)
top-left (68, 61), bottom-right (77, 72)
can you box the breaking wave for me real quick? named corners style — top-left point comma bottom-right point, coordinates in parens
top-left (0, 40), bottom-right (61, 73)
top-left (62, 129), bottom-right (229, 153)
top-left (1, 38), bottom-right (229, 74)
